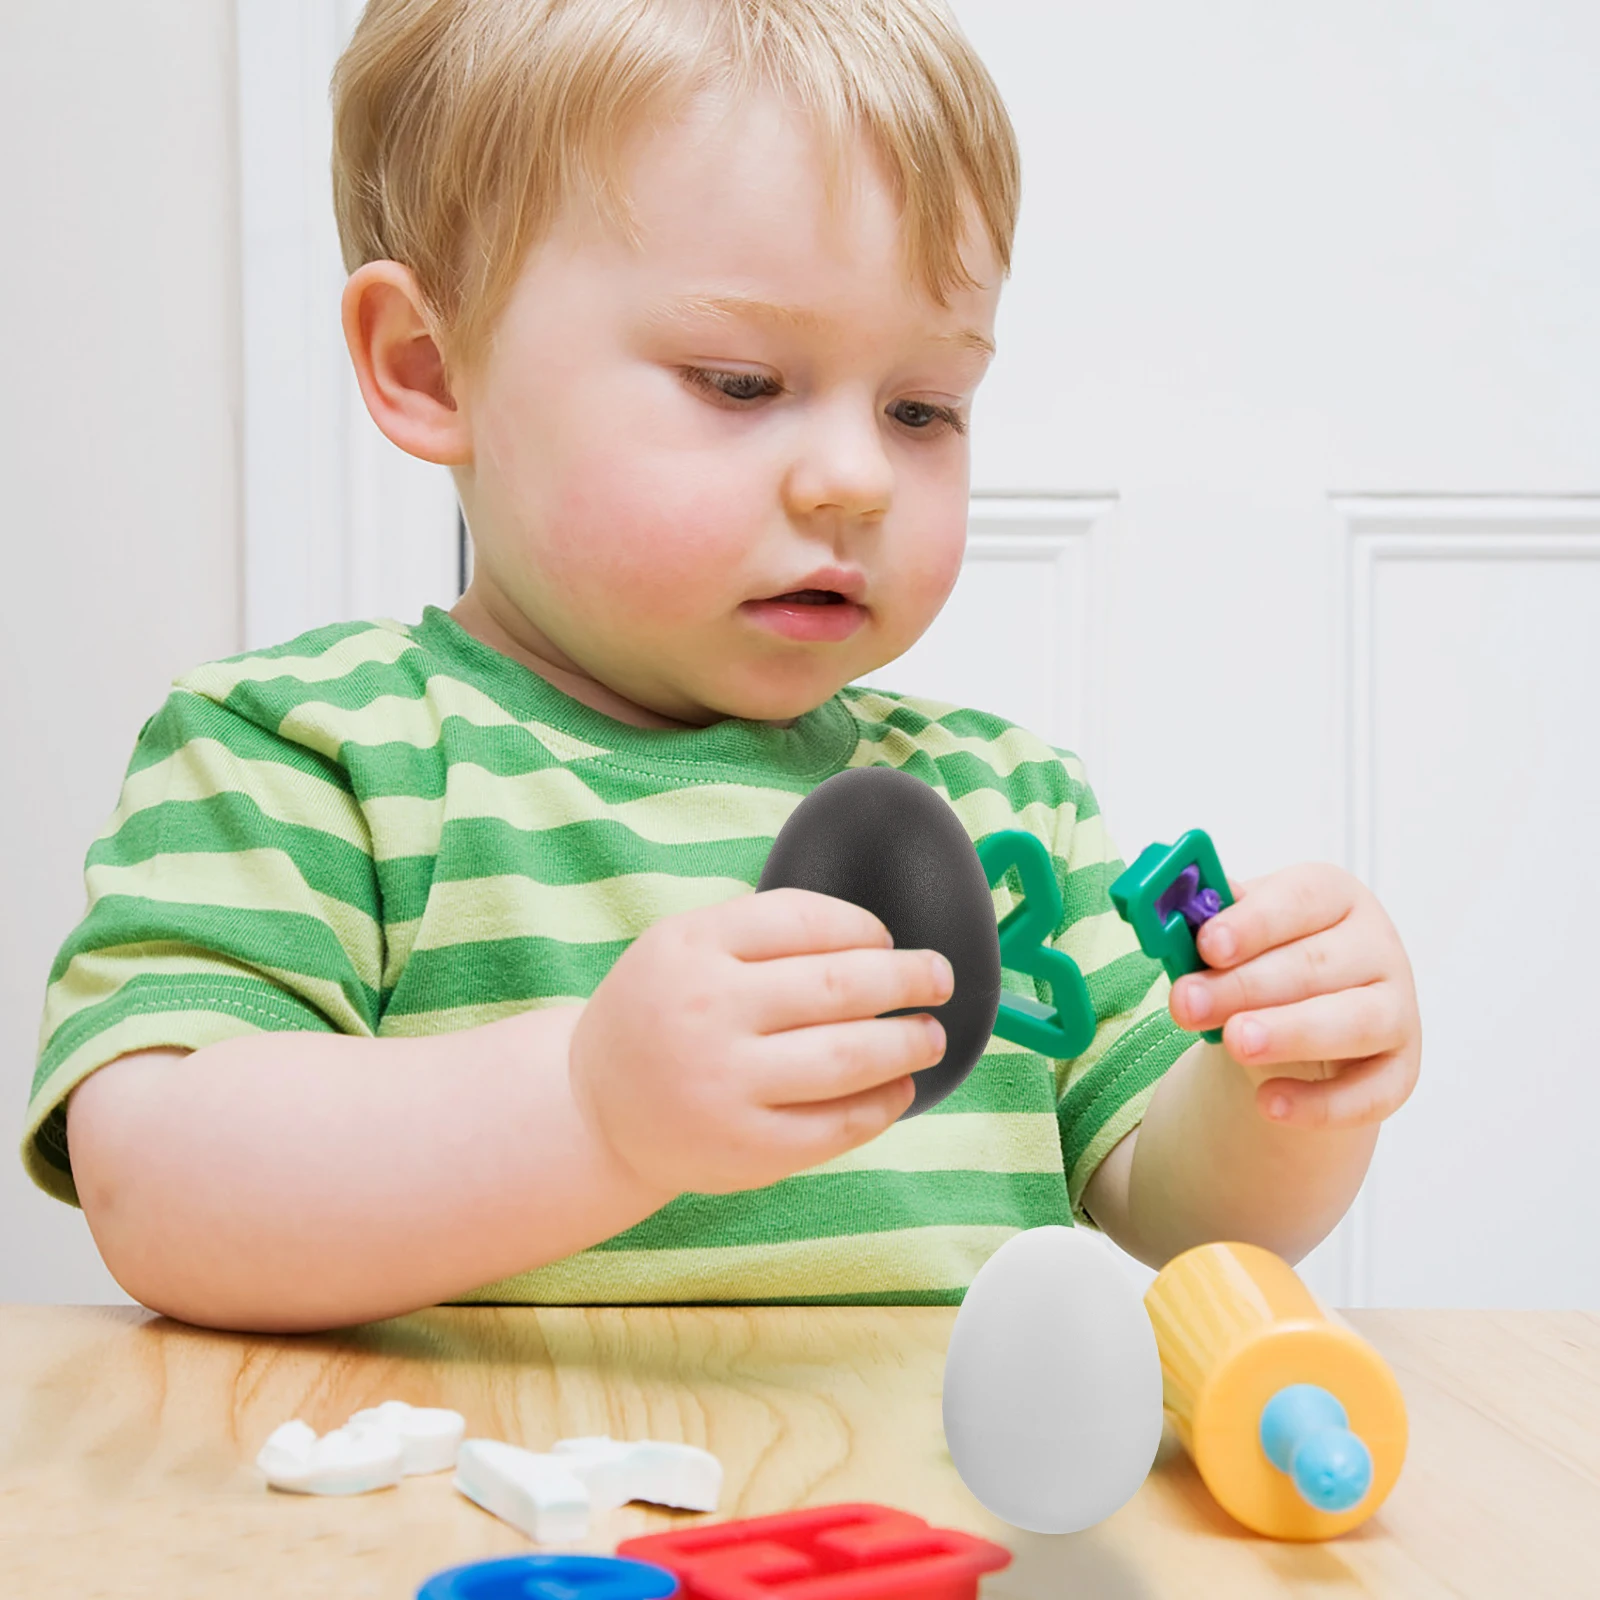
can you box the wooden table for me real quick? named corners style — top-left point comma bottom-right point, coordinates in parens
top-left (0, 1305), bottom-right (1595, 1598)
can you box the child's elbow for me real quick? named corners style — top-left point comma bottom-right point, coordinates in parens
top-left (66, 1059), bottom-right (242, 1330)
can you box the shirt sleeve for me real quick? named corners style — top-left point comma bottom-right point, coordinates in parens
top-left (1040, 752), bottom-right (1194, 1223)
top-left (23, 685), bottom-right (384, 1207)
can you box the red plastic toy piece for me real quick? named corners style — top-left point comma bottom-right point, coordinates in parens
top-left (615, 1502), bottom-right (1012, 1599)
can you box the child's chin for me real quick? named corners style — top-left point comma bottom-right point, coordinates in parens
top-left (714, 665), bottom-right (857, 725)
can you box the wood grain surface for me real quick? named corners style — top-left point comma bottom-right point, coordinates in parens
top-left (0, 1304), bottom-right (1595, 1598)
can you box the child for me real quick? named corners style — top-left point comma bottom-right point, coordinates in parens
top-left (25, 0), bottom-right (1420, 1333)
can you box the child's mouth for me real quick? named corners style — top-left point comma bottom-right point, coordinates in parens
top-left (743, 590), bottom-right (867, 643)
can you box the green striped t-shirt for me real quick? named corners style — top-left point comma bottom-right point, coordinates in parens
top-left (26, 606), bottom-right (1192, 1305)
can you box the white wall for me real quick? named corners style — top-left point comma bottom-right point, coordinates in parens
top-left (1, 2), bottom-right (240, 1302)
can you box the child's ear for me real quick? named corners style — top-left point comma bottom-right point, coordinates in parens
top-left (341, 261), bottom-right (472, 466)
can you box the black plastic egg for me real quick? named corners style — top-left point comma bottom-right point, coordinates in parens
top-left (757, 764), bottom-right (1002, 1117)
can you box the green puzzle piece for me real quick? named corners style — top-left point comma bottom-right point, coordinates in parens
top-left (975, 830), bottom-right (1097, 1060)
top-left (1108, 829), bottom-right (1234, 1043)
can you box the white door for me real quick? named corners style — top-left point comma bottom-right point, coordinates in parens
top-left (238, 0), bottom-right (464, 645)
top-left (859, 2), bottom-right (1600, 1309)
top-left (245, 2), bottom-right (1600, 1309)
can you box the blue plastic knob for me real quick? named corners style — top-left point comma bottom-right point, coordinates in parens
top-left (1290, 1425), bottom-right (1374, 1512)
top-left (417, 1553), bottom-right (680, 1599)
top-left (1259, 1383), bottom-right (1374, 1514)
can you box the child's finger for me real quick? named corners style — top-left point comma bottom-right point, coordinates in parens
top-left (1218, 983), bottom-right (1406, 1070)
top-left (752, 945), bottom-right (952, 1033)
top-left (717, 887), bottom-right (893, 959)
top-left (1255, 1050), bottom-right (1419, 1129)
top-left (756, 1014), bottom-right (944, 1106)
top-left (755, 1074), bottom-right (920, 1168)
top-left (1171, 924), bottom-right (1385, 1031)
top-left (1195, 864), bottom-right (1356, 969)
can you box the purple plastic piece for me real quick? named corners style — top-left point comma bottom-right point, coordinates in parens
top-left (1155, 865), bottom-right (1223, 932)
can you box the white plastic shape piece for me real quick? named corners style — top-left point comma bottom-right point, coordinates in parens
top-left (346, 1400), bottom-right (466, 1476)
top-left (455, 1438), bottom-right (591, 1544)
top-left (552, 1435), bottom-right (722, 1513)
top-left (257, 1417), bottom-right (404, 1496)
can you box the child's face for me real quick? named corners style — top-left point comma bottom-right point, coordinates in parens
top-left (451, 88), bottom-right (1001, 729)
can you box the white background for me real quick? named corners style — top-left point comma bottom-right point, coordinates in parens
top-left (3, 0), bottom-right (1596, 1309)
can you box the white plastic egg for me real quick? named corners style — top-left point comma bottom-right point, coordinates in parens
top-left (942, 1225), bottom-right (1164, 1534)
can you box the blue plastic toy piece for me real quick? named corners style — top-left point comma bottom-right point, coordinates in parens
top-left (417, 1553), bottom-right (680, 1600)
top-left (1259, 1383), bottom-right (1374, 1513)
top-left (974, 830), bottom-right (1096, 1059)
top-left (1108, 829), bottom-right (1235, 1043)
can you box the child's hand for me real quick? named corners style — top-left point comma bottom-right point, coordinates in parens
top-left (1167, 865), bottom-right (1421, 1130)
top-left (567, 889), bottom-right (952, 1196)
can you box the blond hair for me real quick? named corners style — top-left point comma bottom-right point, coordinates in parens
top-left (331, 0), bottom-right (1020, 378)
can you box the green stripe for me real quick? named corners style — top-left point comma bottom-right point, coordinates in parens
top-left (355, 724), bottom-right (583, 797)
top-left (376, 854), bottom-right (440, 923)
top-left (1085, 948), bottom-right (1168, 1017)
top-left (1057, 1011), bottom-right (1193, 1178)
top-left (855, 699), bottom-right (935, 742)
top-left (939, 750), bottom-right (1095, 817)
top-left (342, 738), bottom-right (451, 799)
top-left (935, 705), bottom-right (1018, 742)
top-left (88, 794), bottom-right (377, 913)
top-left (603, 1169), bottom-right (1069, 1251)
top-left (1057, 860), bottom-right (1124, 923)
top-left (937, 1048), bottom-right (1057, 1113)
top-left (218, 654), bottom-right (433, 720)
top-left (128, 690), bottom-right (350, 784)
top-left (430, 816), bottom-right (774, 887)
top-left (381, 934), bottom-right (630, 1013)
top-left (48, 898), bottom-right (378, 1019)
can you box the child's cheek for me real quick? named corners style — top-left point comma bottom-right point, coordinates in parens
top-left (549, 451), bottom-right (757, 623)
top-left (901, 508), bottom-right (968, 608)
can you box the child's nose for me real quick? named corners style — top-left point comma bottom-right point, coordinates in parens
top-left (781, 394), bottom-right (895, 522)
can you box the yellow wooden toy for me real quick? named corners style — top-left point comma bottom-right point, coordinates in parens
top-left (1143, 1241), bottom-right (1408, 1540)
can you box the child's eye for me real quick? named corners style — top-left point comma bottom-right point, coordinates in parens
top-left (892, 399), bottom-right (968, 436)
top-left (681, 367), bottom-right (966, 437)
top-left (681, 367), bottom-right (782, 404)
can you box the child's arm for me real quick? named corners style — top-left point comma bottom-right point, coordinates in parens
top-left (67, 1007), bottom-right (668, 1333)
top-left (67, 888), bottom-right (951, 1333)
top-left (1083, 863), bottom-right (1420, 1267)
top-left (1084, 1038), bottom-right (1381, 1266)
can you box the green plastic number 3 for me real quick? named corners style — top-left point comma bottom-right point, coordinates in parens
top-left (975, 830), bottom-right (1097, 1060)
